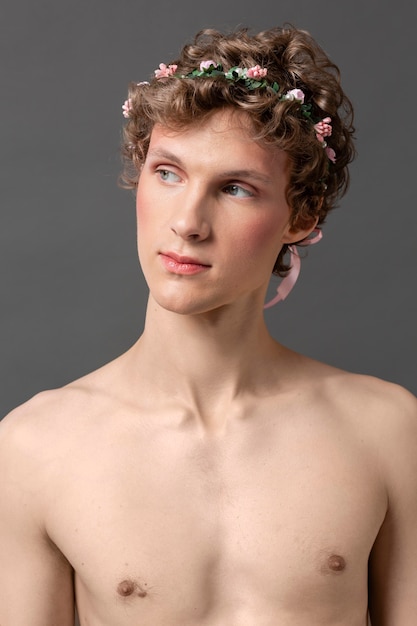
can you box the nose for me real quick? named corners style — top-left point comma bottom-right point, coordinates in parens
top-left (170, 187), bottom-right (211, 242)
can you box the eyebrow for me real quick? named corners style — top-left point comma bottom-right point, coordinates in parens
top-left (221, 169), bottom-right (272, 185)
top-left (148, 148), bottom-right (183, 166)
top-left (147, 148), bottom-right (273, 185)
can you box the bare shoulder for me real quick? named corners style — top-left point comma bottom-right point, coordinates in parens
top-left (327, 365), bottom-right (416, 413)
top-left (0, 356), bottom-right (126, 475)
top-left (297, 352), bottom-right (417, 421)
top-left (0, 391), bottom-right (81, 501)
top-left (0, 380), bottom-right (99, 624)
top-left (350, 375), bottom-right (417, 495)
top-left (300, 355), bottom-right (417, 485)
top-left (337, 380), bottom-right (417, 622)
top-left (325, 365), bottom-right (417, 436)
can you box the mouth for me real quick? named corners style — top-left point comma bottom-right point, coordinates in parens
top-left (159, 251), bottom-right (211, 275)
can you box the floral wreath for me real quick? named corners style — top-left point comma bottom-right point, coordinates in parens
top-left (122, 60), bottom-right (336, 163)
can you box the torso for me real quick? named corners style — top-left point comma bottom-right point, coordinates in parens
top-left (34, 355), bottom-right (387, 626)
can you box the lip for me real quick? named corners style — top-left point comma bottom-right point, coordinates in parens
top-left (159, 251), bottom-right (211, 275)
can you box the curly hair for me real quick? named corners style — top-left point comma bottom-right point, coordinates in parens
top-left (121, 26), bottom-right (355, 275)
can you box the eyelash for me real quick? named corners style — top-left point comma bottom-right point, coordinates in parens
top-left (156, 168), bottom-right (181, 183)
top-left (222, 184), bottom-right (254, 198)
top-left (155, 167), bottom-right (255, 199)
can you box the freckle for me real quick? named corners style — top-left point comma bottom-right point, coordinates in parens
top-left (328, 554), bottom-right (346, 572)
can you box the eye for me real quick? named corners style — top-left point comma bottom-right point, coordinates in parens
top-left (157, 168), bottom-right (181, 183)
top-left (223, 184), bottom-right (254, 198)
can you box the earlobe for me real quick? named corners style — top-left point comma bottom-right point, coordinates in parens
top-left (283, 195), bottom-right (323, 244)
top-left (282, 216), bottom-right (319, 245)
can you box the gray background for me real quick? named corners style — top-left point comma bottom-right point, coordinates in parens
top-left (1, 0), bottom-right (416, 419)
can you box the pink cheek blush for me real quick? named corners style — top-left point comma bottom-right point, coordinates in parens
top-left (235, 218), bottom-right (285, 256)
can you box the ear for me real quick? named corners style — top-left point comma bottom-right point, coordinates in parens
top-left (282, 215), bottom-right (319, 245)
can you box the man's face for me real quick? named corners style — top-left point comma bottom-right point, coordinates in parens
top-left (136, 109), bottom-right (299, 315)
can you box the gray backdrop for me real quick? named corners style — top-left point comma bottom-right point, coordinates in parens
top-left (1, 0), bottom-right (416, 419)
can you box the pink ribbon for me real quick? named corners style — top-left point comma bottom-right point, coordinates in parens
top-left (264, 228), bottom-right (322, 309)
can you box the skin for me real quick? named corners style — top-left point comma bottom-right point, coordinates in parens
top-left (1, 110), bottom-right (417, 626)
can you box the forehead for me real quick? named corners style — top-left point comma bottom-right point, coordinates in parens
top-left (147, 109), bottom-right (289, 178)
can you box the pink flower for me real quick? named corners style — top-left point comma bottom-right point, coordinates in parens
top-left (283, 88), bottom-right (305, 103)
top-left (325, 147), bottom-right (336, 163)
top-left (122, 99), bottom-right (133, 118)
top-left (154, 63), bottom-right (178, 78)
top-left (246, 65), bottom-right (267, 79)
top-left (200, 60), bottom-right (217, 71)
top-left (314, 117), bottom-right (332, 140)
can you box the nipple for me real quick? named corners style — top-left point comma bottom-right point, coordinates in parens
top-left (117, 579), bottom-right (148, 598)
top-left (327, 554), bottom-right (346, 572)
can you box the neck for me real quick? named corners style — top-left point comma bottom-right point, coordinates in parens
top-left (126, 295), bottom-right (288, 428)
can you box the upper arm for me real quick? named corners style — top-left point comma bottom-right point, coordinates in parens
top-left (368, 385), bottom-right (417, 625)
top-left (0, 408), bottom-right (75, 626)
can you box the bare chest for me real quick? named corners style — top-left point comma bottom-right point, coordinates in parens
top-left (48, 417), bottom-right (385, 625)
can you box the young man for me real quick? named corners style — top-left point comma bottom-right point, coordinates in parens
top-left (1, 26), bottom-right (416, 626)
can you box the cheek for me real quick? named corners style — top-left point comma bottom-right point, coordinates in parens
top-left (135, 188), bottom-right (155, 262)
top-left (233, 214), bottom-right (287, 258)
top-left (135, 182), bottom-right (155, 232)
top-left (136, 203), bottom-right (147, 233)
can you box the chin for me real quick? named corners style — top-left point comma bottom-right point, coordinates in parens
top-left (152, 290), bottom-right (228, 316)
